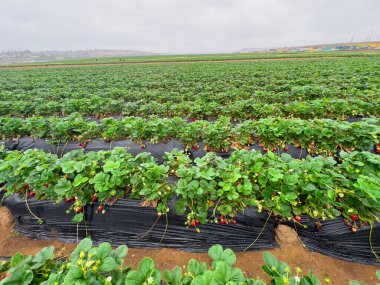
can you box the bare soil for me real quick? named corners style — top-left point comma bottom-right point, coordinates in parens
top-left (0, 207), bottom-right (378, 284)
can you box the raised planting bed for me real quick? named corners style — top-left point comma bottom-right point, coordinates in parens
top-left (1, 115), bottom-right (379, 156)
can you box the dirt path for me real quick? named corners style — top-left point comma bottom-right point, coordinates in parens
top-left (0, 56), bottom-right (366, 70)
top-left (0, 207), bottom-right (378, 284)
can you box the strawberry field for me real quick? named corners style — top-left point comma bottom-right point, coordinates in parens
top-left (0, 54), bottom-right (379, 270)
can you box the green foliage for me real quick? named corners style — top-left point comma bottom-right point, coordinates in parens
top-left (0, 240), bottom-right (331, 285)
top-left (0, 57), bottom-right (379, 119)
top-left (0, 115), bottom-right (378, 154)
top-left (0, 148), bottom-right (379, 226)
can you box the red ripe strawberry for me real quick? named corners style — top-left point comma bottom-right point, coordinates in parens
top-left (350, 214), bottom-right (358, 221)
top-left (273, 147), bottom-right (277, 152)
top-left (28, 191), bottom-right (36, 198)
top-left (295, 216), bottom-right (301, 223)
top-left (65, 199), bottom-right (71, 203)
top-left (76, 207), bottom-right (83, 213)
top-left (105, 138), bottom-right (111, 143)
top-left (220, 219), bottom-right (225, 225)
top-left (263, 148), bottom-right (268, 153)
top-left (220, 215), bottom-right (224, 219)
top-left (193, 145), bottom-right (199, 151)
top-left (97, 205), bottom-right (103, 212)
top-left (44, 183), bottom-right (49, 188)
top-left (24, 184), bottom-right (30, 189)
top-left (190, 221), bottom-right (196, 227)
top-left (190, 118), bottom-right (196, 122)
top-left (232, 220), bottom-right (237, 224)
top-left (70, 196), bottom-right (76, 202)
top-left (195, 220), bottom-right (200, 225)
top-left (285, 147), bottom-right (289, 152)
top-left (206, 147), bottom-right (211, 152)
top-left (91, 194), bottom-right (98, 202)
top-left (141, 145), bottom-right (145, 150)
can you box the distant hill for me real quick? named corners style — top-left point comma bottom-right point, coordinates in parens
top-left (0, 49), bottom-right (157, 64)
top-left (241, 41), bottom-right (380, 53)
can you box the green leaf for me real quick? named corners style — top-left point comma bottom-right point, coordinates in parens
top-left (208, 244), bottom-right (223, 261)
top-left (192, 270), bottom-right (213, 285)
top-left (10, 253), bottom-right (24, 267)
top-left (61, 161), bottom-right (76, 174)
top-left (263, 252), bottom-right (278, 268)
top-left (213, 262), bottom-right (231, 284)
top-left (308, 272), bottom-right (321, 285)
top-left (100, 256), bottom-right (118, 272)
top-left (104, 161), bottom-right (120, 173)
top-left (63, 266), bottom-right (83, 283)
top-left (31, 246), bottom-right (54, 269)
top-left (113, 245), bottom-right (129, 262)
top-left (220, 248), bottom-right (236, 266)
top-left (252, 162), bottom-right (264, 173)
top-left (284, 174), bottom-right (298, 185)
top-left (258, 176), bottom-right (267, 187)
top-left (230, 267), bottom-right (244, 283)
top-left (73, 161), bottom-right (85, 172)
top-left (73, 174), bottom-right (89, 187)
top-left (288, 160), bottom-right (300, 170)
top-left (53, 178), bottom-right (72, 195)
top-left (187, 259), bottom-right (206, 276)
top-left (70, 238), bottom-right (92, 258)
top-left (0, 268), bottom-right (33, 285)
top-left (163, 266), bottom-right (183, 285)
top-left (125, 271), bottom-right (144, 284)
top-left (137, 257), bottom-right (155, 280)
top-left (72, 213), bottom-right (84, 224)
top-left (97, 242), bottom-right (112, 260)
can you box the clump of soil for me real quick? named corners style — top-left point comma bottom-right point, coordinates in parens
top-left (0, 207), bottom-right (378, 284)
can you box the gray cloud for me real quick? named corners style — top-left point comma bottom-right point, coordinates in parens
top-left (0, 0), bottom-right (379, 53)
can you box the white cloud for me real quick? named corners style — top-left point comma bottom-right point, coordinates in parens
top-left (0, 0), bottom-right (379, 53)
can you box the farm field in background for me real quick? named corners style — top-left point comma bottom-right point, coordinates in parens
top-left (0, 55), bottom-right (379, 119)
top-left (1, 50), bottom-right (379, 67)
top-left (0, 52), bottom-right (379, 284)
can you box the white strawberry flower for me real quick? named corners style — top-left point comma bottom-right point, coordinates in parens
top-left (147, 276), bottom-right (154, 284)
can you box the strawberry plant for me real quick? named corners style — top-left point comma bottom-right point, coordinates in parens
top-left (0, 148), bottom-right (379, 226)
top-left (1, 115), bottom-right (377, 155)
top-left (0, 240), bottom-right (328, 285)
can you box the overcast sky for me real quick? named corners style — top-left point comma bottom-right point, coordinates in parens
top-left (1, 0), bottom-right (379, 53)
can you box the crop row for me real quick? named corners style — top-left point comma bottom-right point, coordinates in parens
top-left (1, 114), bottom-right (379, 154)
top-left (0, 237), bottom-right (330, 285)
top-left (0, 97), bottom-right (379, 119)
top-left (1, 147), bottom-right (379, 228)
top-left (1, 58), bottom-right (378, 103)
